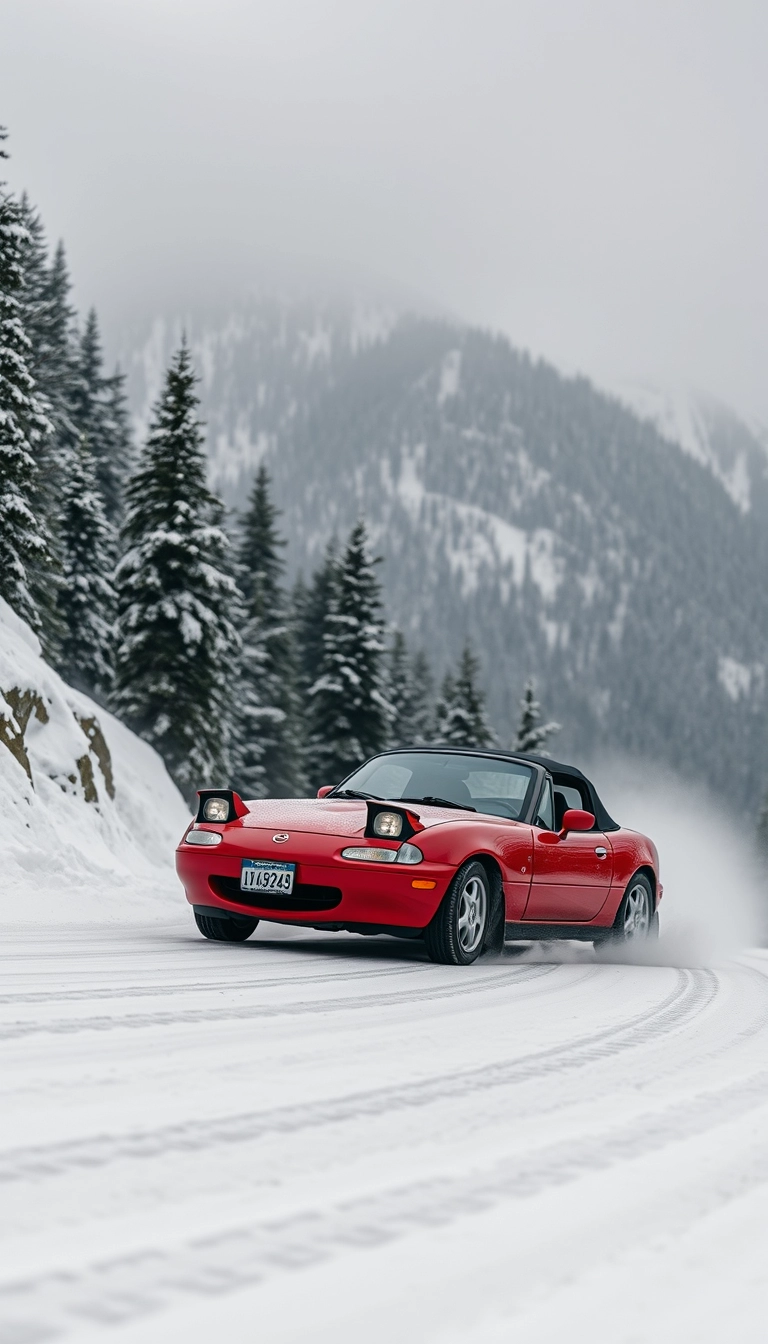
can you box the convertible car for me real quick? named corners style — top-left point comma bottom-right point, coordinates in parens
top-left (176, 748), bottom-right (661, 964)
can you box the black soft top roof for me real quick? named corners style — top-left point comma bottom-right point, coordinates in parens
top-left (511, 752), bottom-right (620, 832)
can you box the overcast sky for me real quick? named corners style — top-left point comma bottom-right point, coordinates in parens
top-left (3, 0), bottom-right (767, 419)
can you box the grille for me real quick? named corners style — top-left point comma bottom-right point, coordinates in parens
top-left (210, 876), bottom-right (342, 911)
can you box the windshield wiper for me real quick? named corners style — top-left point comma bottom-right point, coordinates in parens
top-left (331, 788), bottom-right (382, 801)
top-left (400, 795), bottom-right (476, 812)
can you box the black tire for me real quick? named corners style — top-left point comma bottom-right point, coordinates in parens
top-left (194, 911), bottom-right (259, 942)
top-left (424, 860), bottom-right (490, 965)
top-left (611, 873), bottom-right (655, 945)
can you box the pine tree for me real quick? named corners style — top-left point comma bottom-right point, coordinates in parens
top-left (387, 632), bottom-right (435, 747)
top-left (113, 342), bottom-right (239, 800)
top-left (72, 309), bottom-right (126, 521)
top-left (294, 540), bottom-right (338, 702)
top-left (757, 793), bottom-right (768, 868)
top-left (388, 630), bottom-right (413, 748)
top-left (434, 672), bottom-right (455, 743)
top-left (17, 206), bottom-right (77, 656)
top-left (0, 129), bottom-right (54, 632)
top-left (55, 434), bottom-right (116, 698)
top-left (234, 466), bottom-right (304, 797)
top-left (18, 208), bottom-right (77, 441)
top-left (308, 520), bottom-right (392, 785)
top-left (436, 645), bottom-right (494, 748)
top-left (410, 650), bottom-right (436, 745)
top-left (513, 677), bottom-right (560, 755)
top-left (101, 366), bottom-right (133, 522)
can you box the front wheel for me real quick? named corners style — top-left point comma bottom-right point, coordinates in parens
top-left (424, 860), bottom-right (489, 965)
top-left (194, 911), bottom-right (259, 942)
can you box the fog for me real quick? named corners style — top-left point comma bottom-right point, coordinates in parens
top-left (2, 0), bottom-right (768, 418)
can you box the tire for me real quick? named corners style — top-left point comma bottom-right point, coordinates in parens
top-left (611, 874), bottom-right (655, 945)
top-left (194, 911), bottom-right (259, 942)
top-left (424, 860), bottom-right (490, 965)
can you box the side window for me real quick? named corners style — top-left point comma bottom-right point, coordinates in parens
top-left (535, 778), bottom-right (555, 830)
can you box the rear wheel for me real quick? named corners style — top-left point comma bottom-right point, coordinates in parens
top-left (424, 860), bottom-right (489, 965)
top-left (612, 874), bottom-right (655, 944)
top-left (194, 911), bottom-right (259, 942)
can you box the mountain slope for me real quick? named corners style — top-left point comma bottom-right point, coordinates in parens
top-left (0, 598), bottom-right (189, 916)
top-left (122, 304), bottom-right (768, 816)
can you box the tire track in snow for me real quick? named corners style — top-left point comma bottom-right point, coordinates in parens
top-left (0, 960), bottom-right (428, 1006)
top-left (4, 1011), bottom-right (768, 1344)
top-left (0, 968), bottom-right (715, 1185)
top-left (0, 962), bottom-right (557, 1042)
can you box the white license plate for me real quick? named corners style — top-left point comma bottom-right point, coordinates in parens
top-left (241, 859), bottom-right (296, 895)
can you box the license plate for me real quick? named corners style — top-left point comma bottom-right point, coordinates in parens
top-left (240, 859), bottom-right (296, 895)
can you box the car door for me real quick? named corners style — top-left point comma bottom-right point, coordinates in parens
top-left (522, 777), bottom-right (614, 922)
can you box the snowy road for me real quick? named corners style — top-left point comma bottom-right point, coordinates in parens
top-left (3, 915), bottom-right (768, 1343)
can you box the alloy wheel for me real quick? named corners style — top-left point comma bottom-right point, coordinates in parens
top-left (623, 882), bottom-right (651, 939)
top-left (457, 874), bottom-right (487, 954)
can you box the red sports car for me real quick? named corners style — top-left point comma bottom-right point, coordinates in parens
top-left (176, 748), bottom-right (661, 964)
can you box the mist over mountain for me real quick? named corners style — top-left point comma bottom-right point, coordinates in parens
top-left (119, 299), bottom-right (768, 817)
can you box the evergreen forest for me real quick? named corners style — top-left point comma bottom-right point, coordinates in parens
top-left (0, 127), bottom-right (557, 806)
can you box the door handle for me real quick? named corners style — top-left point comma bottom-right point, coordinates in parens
top-left (594, 847), bottom-right (607, 858)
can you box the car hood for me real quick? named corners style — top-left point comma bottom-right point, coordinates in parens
top-left (238, 797), bottom-right (478, 838)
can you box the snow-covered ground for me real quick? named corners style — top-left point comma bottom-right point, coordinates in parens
top-left (3, 602), bottom-right (768, 1342)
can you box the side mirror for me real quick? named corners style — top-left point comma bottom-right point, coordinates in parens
top-left (560, 808), bottom-right (595, 835)
top-left (316, 785), bottom-right (335, 799)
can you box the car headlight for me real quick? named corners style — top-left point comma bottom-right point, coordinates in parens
top-left (372, 811), bottom-right (403, 838)
top-left (341, 846), bottom-right (398, 863)
top-left (203, 797), bottom-right (230, 822)
top-left (395, 842), bottom-right (423, 864)
top-left (185, 829), bottom-right (223, 846)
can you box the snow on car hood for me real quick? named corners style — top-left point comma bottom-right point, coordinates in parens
top-left (239, 797), bottom-right (478, 837)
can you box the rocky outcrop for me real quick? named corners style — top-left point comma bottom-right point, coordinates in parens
top-left (0, 685), bottom-right (114, 806)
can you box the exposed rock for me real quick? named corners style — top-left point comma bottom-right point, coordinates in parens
top-left (0, 689), bottom-right (50, 782)
top-left (76, 715), bottom-right (116, 800)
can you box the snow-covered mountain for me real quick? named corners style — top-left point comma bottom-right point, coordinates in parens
top-left (0, 598), bottom-right (189, 918)
top-left (610, 383), bottom-right (768, 517)
top-left (120, 300), bottom-right (768, 817)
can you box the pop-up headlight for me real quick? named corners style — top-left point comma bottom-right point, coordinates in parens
top-left (372, 811), bottom-right (403, 838)
top-left (203, 797), bottom-right (230, 822)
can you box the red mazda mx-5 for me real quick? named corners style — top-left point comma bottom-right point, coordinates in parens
top-left (176, 748), bottom-right (661, 964)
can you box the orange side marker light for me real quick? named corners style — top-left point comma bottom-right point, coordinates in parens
top-left (412, 879), bottom-right (437, 889)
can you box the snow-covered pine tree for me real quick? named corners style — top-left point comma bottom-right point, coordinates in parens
top-left (437, 645), bottom-right (495, 748)
top-left (513, 677), bottom-right (560, 755)
top-left (757, 792), bottom-right (768, 868)
top-left (72, 309), bottom-right (127, 522)
top-left (101, 366), bottom-right (133, 523)
top-left (308, 520), bottom-right (392, 785)
top-left (17, 207), bottom-right (78, 657)
top-left (55, 434), bottom-right (116, 698)
top-left (294, 540), bottom-right (338, 703)
top-left (0, 129), bottom-right (54, 632)
top-left (18, 207), bottom-right (77, 440)
top-left (434, 672), bottom-right (455, 743)
top-left (387, 632), bottom-right (435, 747)
top-left (409, 650), bottom-right (436, 745)
top-left (234, 465), bottom-right (304, 798)
top-left (388, 630), bottom-right (414, 748)
top-left (113, 341), bottom-right (240, 800)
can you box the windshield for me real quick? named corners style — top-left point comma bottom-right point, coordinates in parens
top-left (336, 752), bottom-right (536, 820)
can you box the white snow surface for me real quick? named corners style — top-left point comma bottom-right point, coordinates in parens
top-left (0, 597), bottom-right (189, 922)
top-left (3, 615), bottom-right (768, 1341)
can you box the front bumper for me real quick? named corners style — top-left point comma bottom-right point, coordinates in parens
top-left (176, 828), bottom-right (454, 931)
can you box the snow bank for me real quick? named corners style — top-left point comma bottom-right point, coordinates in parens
top-left (0, 598), bottom-right (190, 922)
